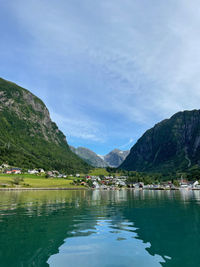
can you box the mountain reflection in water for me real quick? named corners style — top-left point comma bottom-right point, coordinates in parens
top-left (0, 190), bottom-right (200, 267)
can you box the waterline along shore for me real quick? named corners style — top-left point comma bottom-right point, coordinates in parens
top-left (0, 187), bottom-right (200, 191)
top-left (0, 187), bottom-right (88, 191)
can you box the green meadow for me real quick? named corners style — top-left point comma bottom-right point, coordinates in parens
top-left (0, 174), bottom-right (85, 189)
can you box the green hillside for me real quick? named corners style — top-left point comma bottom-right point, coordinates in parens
top-left (0, 78), bottom-right (91, 173)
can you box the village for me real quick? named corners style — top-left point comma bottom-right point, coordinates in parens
top-left (79, 175), bottom-right (200, 190)
top-left (0, 164), bottom-right (200, 190)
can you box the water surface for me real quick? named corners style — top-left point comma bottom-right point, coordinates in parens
top-left (0, 189), bottom-right (199, 266)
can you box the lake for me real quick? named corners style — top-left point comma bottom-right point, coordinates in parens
top-left (0, 189), bottom-right (199, 267)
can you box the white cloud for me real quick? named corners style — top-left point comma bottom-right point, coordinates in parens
top-left (4, 0), bottom-right (200, 146)
top-left (119, 138), bottom-right (134, 150)
top-left (50, 111), bottom-right (105, 142)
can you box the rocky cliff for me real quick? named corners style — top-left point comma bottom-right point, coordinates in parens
top-left (120, 110), bottom-right (200, 173)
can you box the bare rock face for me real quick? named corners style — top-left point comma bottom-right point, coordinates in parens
top-left (120, 110), bottom-right (200, 173)
top-left (22, 91), bottom-right (51, 126)
top-left (0, 79), bottom-right (66, 144)
top-left (70, 146), bottom-right (108, 168)
top-left (104, 149), bottom-right (129, 168)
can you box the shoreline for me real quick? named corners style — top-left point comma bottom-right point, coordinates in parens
top-left (0, 187), bottom-right (88, 191)
top-left (0, 187), bottom-right (199, 191)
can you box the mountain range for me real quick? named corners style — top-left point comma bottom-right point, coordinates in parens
top-left (120, 110), bottom-right (200, 173)
top-left (2, 77), bottom-right (200, 175)
top-left (70, 146), bottom-right (129, 168)
top-left (0, 78), bottom-right (90, 173)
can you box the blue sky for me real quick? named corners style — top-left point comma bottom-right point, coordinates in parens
top-left (1, 0), bottom-right (200, 155)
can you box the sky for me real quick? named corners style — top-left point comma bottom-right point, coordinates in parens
top-left (1, 0), bottom-right (200, 155)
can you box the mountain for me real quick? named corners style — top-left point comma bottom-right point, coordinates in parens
top-left (103, 149), bottom-right (129, 168)
top-left (70, 146), bottom-right (108, 167)
top-left (0, 78), bottom-right (90, 173)
top-left (70, 146), bottom-right (129, 168)
top-left (120, 110), bottom-right (200, 173)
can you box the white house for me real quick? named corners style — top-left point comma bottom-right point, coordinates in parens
top-left (28, 169), bottom-right (38, 174)
top-left (93, 181), bottom-right (100, 189)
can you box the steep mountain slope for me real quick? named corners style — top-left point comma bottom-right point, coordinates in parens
top-left (120, 110), bottom-right (200, 173)
top-left (70, 146), bottom-right (108, 167)
top-left (104, 149), bottom-right (129, 167)
top-left (0, 78), bottom-right (90, 173)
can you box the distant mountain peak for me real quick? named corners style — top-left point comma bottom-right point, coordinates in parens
top-left (70, 145), bottom-right (129, 168)
top-left (104, 149), bottom-right (129, 168)
top-left (70, 146), bottom-right (108, 168)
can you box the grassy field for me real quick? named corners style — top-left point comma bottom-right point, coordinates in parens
top-left (88, 168), bottom-right (124, 177)
top-left (0, 174), bottom-right (85, 189)
top-left (89, 168), bottom-right (109, 176)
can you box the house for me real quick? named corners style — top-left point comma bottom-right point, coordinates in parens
top-left (28, 169), bottom-right (38, 174)
top-left (180, 180), bottom-right (189, 188)
top-left (2, 164), bottom-right (9, 168)
top-left (5, 169), bottom-right (12, 174)
top-left (93, 181), bottom-right (100, 189)
top-left (47, 171), bottom-right (53, 177)
top-left (5, 168), bottom-right (21, 174)
top-left (118, 181), bottom-right (126, 187)
top-left (12, 168), bottom-right (21, 174)
top-left (139, 182), bottom-right (144, 188)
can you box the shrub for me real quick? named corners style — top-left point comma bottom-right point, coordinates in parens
top-left (12, 176), bottom-right (24, 185)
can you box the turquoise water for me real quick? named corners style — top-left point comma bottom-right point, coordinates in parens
top-left (0, 189), bottom-right (199, 266)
